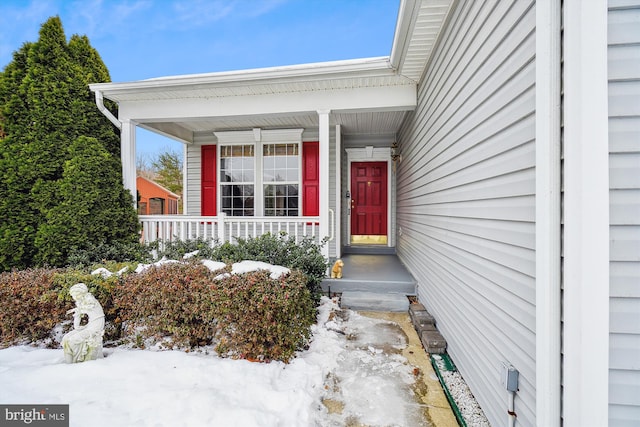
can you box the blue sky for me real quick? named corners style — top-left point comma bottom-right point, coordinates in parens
top-left (0, 0), bottom-right (400, 159)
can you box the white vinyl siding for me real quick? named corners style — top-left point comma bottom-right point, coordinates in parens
top-left (608, 2), bottom-right (640, 425)
top-left (185, 140), bottom-right (206, 215)
top-left (397, 1), bottom-right (536, 426)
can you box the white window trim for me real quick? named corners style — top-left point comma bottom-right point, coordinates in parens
top-left (218, 143), bottom-right (256, 216)
top-left (214, 129), bottom-right (304, 216)
top-left (263, 142), bottom-right (301, 217)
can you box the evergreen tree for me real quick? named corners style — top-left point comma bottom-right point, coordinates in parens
top-left (0, 42), bottom-right (42, 270)
top-left (0, 16), bottom-right (137, 270)
top-left (35, 136), bottom-right (139, 266)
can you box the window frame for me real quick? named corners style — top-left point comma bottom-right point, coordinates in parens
top-left (213, 129), bottom-right (304, 217)
top-left (263, 142), bottom-right (301, 217)
top-left (219, 143), bottom-right (256, 216)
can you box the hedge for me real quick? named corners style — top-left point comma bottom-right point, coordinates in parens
top-left (0, 261), bottom-right (317, 362)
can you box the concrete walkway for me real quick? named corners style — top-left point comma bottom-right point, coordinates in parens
top-left (319, 254), bottom-right (456, 425)
top-left (359, 311), bottom-right (458, 427)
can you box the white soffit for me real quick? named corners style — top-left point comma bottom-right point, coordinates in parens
top-left (391, 0), bottom-right (455, 81)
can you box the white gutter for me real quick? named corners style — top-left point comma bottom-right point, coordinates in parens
top-left (94, 90), bottom-right (121, 129)
top-left (535, 1), bottom-right (562, 426)
top-left (89, 56), bottom-right (395, 95)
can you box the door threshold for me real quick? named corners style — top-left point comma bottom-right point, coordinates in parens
top-left (351, 235), bottom-right (388, 245)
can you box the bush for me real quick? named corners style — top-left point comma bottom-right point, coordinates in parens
top-left (51, 265), bottom-right (136, 342)
top-left (115, 262), bottom-right (223, 348)
top-left (152, 238), bottom-right (218, 261)
top-left (215, 269), bottom-right (316, 362)
top-left (0, 268), bottom-right (70, 347)
top-left (235, 233), bottom-right (328, 302)
top-left (0, 266), bottom-right (138, 348)
top-left (165, 233), bottom-right (328, 302)
top-left (66, 241), bottom-right (152, 268)
top-left (1, 257), bottom-right (318, 362)
top-left (116, 262), bottom-right (316, 362)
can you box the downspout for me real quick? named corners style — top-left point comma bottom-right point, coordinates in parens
top-left (94, 90), bottom-right (121, 129)
top-left (93, 89), bottom-right (137, 208)
top-left (535, 1), bottom-right (561, 426)
top-left (182, 143), bottom-right (188, 214)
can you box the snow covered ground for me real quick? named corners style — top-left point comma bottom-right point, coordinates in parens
top-left (0, 298), bottom-right (430, 427)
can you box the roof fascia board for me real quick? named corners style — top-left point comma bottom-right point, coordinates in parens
top-left (389, 0), bottom-right (420, 70)
top-left (90, 56), bottom-right (394, 95)
top-left (118, 84), bottom-right (416, 121)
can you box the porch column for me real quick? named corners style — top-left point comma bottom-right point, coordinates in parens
top-left (121, 119), bottom-right (137, 205)
top-left (563, 0), bottom-right (609, 425)
top-left (334, 124), bottom-right (342, 258)
top-left (182, 143), bottom-right (188, 214)
top-left (318, 110), bottom-right (330, 259)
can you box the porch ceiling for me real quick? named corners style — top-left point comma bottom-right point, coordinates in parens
top-left (139, 110), bottom-right (408, 142)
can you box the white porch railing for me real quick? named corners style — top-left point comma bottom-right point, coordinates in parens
top-left (139, 213), bottom-right (322, 247)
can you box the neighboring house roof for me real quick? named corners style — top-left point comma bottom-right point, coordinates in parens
top-left (89, 0), bottom-right (454, 144)
top-left (136, 176), bottom-right (179, 199)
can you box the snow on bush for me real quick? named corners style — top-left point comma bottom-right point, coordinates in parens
top-left (1, 259), bottom-right (316, 362)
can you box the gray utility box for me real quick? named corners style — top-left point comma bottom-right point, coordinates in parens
top-left (501, 362), bottom-right (519, 392)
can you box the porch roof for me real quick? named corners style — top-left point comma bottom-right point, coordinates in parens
top-left (88, 0), bottom-right (454, 143)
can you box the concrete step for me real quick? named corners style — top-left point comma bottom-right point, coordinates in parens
top-left (323, 278), bottom-right (416, 295)
top-left (342, 245), bottom-right (396, 255)
top-left (340, 291), bottom-right (410, 312)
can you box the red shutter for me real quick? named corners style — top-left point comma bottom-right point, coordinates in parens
top-left (201, 145), bottom-right (217, 216)
top-left (302, 141), bottom-right (319, 217)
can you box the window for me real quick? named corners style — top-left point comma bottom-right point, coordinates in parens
top-left (168, 198), bottom-right (179, 214)
top-left (138, 202), bottom-right (147, 215)
top-left (149, 198), bottom-right (165, 215)
top-left (213, 129), bottom-right (307, 217)
top-left (220, 145), bottom-right (254, 216)
top-left (263, 143), bottom-right (299, 216)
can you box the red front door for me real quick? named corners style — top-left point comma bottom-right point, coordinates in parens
top-left (351, 162), bottom-right (388, 244)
